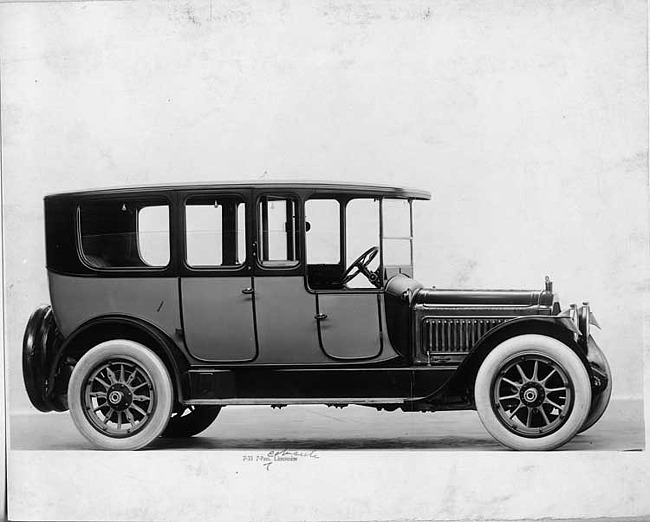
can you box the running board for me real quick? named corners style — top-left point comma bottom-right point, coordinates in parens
top-left (185, 397), bottom-right (405, 406)
top-left (184, 366), bottom-right (455, 402)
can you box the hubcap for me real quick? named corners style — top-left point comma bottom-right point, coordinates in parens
top-left (82, 359), bottom-right (155, 438)
top-left (520, 382), bottom-right (545, 408)
top-left (523, 388), bottom-right (537, 402)
top-left (106, 384), bottom-right (133, 411)
top-left (491, 354), bottom-right (574, 438)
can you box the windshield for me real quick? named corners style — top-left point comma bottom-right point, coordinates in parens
top-left (304, 195), bottom-right (414, 290)
top-left (381, 198), bottom-right (413, 278)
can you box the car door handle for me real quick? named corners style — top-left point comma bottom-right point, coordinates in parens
top-left (315, 313), bottom-right (328, 321)
top-left (241, 287), bottom-right (254, 295)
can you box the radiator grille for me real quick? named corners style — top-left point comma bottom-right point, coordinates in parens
top-left (421, 317), bottom-right (506, 353)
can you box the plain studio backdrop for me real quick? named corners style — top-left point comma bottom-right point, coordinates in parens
top-left (0, 0), bottom-right (648, 521)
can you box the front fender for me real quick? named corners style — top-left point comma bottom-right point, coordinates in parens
top-left (436, 316), bottom-right (591, 401)
top-left (585, 335), bottom-right (611, 397)
top-left (576, 334), bottom-right (612, 432)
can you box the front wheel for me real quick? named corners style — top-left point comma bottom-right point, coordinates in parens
top-left (161, 406), bottom-right (221, 438)
top-left (68, 340), bottom-right (173, 450)
top-left (475, 334), bottom-right (591, 451)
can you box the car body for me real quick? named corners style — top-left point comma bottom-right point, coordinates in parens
top-left (23, 181), bottom-right (612, 450)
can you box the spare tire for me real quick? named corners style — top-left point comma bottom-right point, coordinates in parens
top-left (22, 305), bottom-right (54, 412)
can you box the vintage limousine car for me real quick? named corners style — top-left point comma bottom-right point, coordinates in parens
top-left (23, 182), bottom-right (611, 450)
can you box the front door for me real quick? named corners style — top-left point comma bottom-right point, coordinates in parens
top-left (306, 197), bottom-right (384, 360)
top-left (316, 293), bottom-right (383, 359)
top-left (180, 192), bottom-right (257, 362)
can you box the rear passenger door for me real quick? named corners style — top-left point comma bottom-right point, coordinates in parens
top-left (180, 191), bottom-right (257, 362)
top-left (251, 192), bottom-right (324, 363)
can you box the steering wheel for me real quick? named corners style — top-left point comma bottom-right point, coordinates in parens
top-left (341, 246), bottom-right (381, 288)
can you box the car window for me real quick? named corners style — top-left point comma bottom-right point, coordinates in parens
top-left (258, 195), bottom-right (299, 267)
top-left (346, 198), bottom-right (380, 288)
top-left (306, 199), bottom-right (340, 264)
top-left (382, 198), bottom-right (412, 266)
top-left (138, 206), bottom-right (171, 267)
top-left (79, 200), bottom-right (170, 269)
top-left (185, 196), bottom-right (246, 267)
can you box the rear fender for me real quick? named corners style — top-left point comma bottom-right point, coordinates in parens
top-left (48, 315), bottom-right (189, 408)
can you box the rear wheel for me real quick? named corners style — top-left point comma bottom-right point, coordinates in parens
top-left (475, 334), bottom-right (591, 451)
top-left (161, 405), bottom-right (221, 438)
top-left (68, 340), bottom-right (173, 450)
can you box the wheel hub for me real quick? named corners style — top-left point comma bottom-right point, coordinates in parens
top-left (106, 383), bottom-right (133, 411)
top-left (520, 382), bottom-right (545, 407)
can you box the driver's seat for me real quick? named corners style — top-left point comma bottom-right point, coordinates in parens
top-left (306, 264), bottom-right (345, 290)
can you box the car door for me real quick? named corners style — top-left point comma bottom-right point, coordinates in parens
top-left (306, 197), bottom-right (385, 360)
top-left (180, 191), bottom-right (257, 362)
top-left (251, 191), bottom-right (393, 364)
top-left (251, 192), bottom-right (325, 364)
top-left (316, 293), bottom-right (384, 359)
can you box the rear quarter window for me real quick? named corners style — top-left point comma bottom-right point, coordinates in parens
top-left (78, 200), bottom-right (170, 269)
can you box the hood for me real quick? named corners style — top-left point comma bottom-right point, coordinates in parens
top-left (414, 288), bottom-right (555, 308)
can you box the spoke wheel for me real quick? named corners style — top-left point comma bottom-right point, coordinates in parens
top-left (492, 355), bottom-right (572, 438)
top-left (68, 340), bottom-right (173, 450)
top-left (475, 334), bottom-right (591, 451)
top-left (161, 405), bottom-right (222, 438)
top-left (83, 359), bottom-right (156, 438)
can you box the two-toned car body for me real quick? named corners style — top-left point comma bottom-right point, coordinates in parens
top-left (23, 182), bottom-right (611, 450)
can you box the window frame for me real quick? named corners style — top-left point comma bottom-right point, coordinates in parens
top-left (184, 194), bottom-right (248, 270)
top-left (380, 197), bottom-right (414, 273)
top-left (179, 190), bottom-right (252, 277)
top-left (253, 191), bottom-right (303, 274)
top-left (76, 194), bottom-right (174, 274)
top-left (302, 194), bottom-right (385, 294)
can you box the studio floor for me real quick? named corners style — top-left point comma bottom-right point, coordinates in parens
top-left (10, 398), bottom-right (644, 452)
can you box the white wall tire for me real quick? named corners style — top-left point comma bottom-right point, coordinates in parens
top-left (68, 340), bottom-right (173, 450)
top-left (475, 334), bottom-right (591, 451)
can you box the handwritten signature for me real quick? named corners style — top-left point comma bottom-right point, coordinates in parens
top-left (264, 449), bottom-right (319, 470)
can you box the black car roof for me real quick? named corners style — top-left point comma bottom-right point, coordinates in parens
top-left (44, 181), bottom-right (431, 201)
